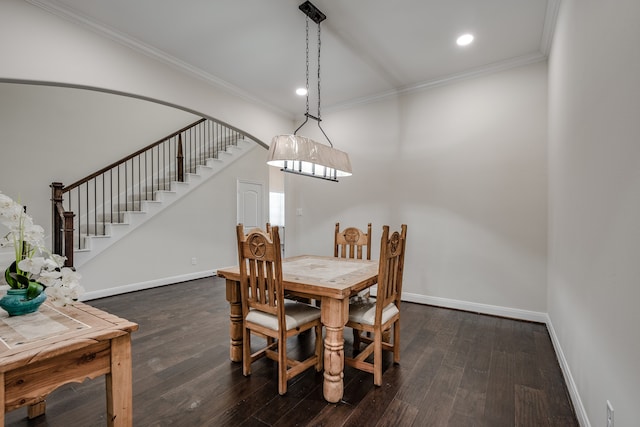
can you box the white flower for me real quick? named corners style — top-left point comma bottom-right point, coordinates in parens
top-left (60, 267), bottom-right (81, 284)
top-left (18, 257), bottom-right (46, 275)
top-left (22, 224), bottom-right (46, 252)
top-left (1, 191), bottom-right (83, 306)
top-left (50, 254), bottom-right (67, 268)
top-left (1, 193), bottom-right (45, 252)
top-left (38, 268), bottom-right (63, 287)
top-left (42, 257), bottom-right (60, 272)
top-left (45, 285), bottom-right (66, 307)
top-left (0, 209), bottom-right (23, 228)
top-left (45, 278), bottom-right (85, 307)
top-left (0, 194), bottom-right (23, 227)
top-left (0, 193), bottom-right (12, 206)
top-left (65, 281), bottom-right (84, 301)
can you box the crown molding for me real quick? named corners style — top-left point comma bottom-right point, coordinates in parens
top-left (24, 0), bottom-right (293, 118)
top-left (25, 0), bottom-right (556, 118)
top-left (325, 52), bottom-right (548, 113)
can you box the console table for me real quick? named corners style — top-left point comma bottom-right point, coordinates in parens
top-left (0, 301), bottom-right (138, 426)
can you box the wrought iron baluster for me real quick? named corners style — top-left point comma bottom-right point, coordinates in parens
top-left (51, 118), bottom-right (263, 267)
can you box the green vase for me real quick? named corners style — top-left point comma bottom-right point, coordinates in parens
top-left (0, 288), bottom-right (47, 316)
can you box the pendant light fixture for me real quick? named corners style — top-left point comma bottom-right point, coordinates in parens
top-left (267, 1), bottom-right (352, 182)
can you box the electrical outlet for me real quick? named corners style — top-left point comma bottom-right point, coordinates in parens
top-left (606, 400), bottom-right (614, 427)
top-left (191, 257), bottom-right (197, 265)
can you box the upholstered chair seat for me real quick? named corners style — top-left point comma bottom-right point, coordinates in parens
top-left (246, 301), bottom-right (321, 330)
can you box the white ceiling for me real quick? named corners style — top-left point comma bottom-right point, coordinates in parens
top-left (30, 0), bottom-right (558, 117)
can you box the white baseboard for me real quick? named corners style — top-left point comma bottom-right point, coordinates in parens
top-left (545, 315), bottom-right (590, 427)
top-left (80, 270), bottom-right (215, 301)
top-left (398, 291), bottom-right (548, 323)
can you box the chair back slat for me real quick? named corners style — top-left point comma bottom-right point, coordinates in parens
top-left (334, 222), bottom-right (372, 260)
top-left (237, 224), bottom-right (283, 318)
top-left (236, 223), bottom-right (323, 395)
top-left (375, 224), bottom-right (407, 321)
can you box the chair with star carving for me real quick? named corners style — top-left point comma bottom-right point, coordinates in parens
top-left (334, 222), bottom-right (372, 261)
top-left (236, 224), bottom-right (323, 395)
top-left (334, 222), bottom-right (373, 338)
top-left (345, 224), bottom-right (407, 386)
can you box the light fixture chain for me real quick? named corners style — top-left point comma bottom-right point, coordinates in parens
top-left (317, 22), bottom-right (321, 120)
top-left (305, 16), bottom-right (310, 116)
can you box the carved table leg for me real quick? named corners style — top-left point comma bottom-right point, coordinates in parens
top-left (225, 279), bottom-right (243, 363)
top-left (321, 296), bottom-right (349, 403)
top-left (106, 334), bottom-right (133, 427)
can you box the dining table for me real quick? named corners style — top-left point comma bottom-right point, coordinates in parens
top-left (216, 254), bottom-right (378, 403)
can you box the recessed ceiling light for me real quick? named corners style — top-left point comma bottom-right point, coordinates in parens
top-left (296, 87), bottom-right (307, 96)
top-left (456, 33), bottom-right (474, 46)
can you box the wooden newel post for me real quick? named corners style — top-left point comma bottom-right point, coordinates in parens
top-left (51, 182), bottom-right (64, 256)
top-left (51, 182), bottom-right (75, 268)
top-left (63, 211), bottom-right (75, 267)
top-left (177, 134), bottom-right (184, 182)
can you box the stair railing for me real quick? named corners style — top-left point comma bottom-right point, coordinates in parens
top-left (51, 118), bottom-right (262, 267)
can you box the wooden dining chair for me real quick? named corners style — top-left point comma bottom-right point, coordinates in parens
top-left (334, 222), bottom-right (372, 260)
top-left (334, 222), bottom-right (373, 311)
top-left (236, 224), bottom-right (323, 395)
top-left (345, 224), bottom-right (407, 386)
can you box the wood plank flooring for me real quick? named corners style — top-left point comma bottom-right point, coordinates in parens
top-left (5, 276), bottom-right (578, 426)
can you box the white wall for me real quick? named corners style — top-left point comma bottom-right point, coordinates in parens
top-left (0, 0), bottom-right (548, 317)
top-left (78, 146), bottom-right (268, 295)
top-left (0, 81), bottom-right (271, 297)
top-left (0, 83), bottom-right (198, 242)
top-left (548, 0), bottom-right (640, 425)
top-left (0, 0), bottom-right (290, 143)
top-left (0, 0), bottom-right (286, 295)
top-left (287, 62), bottom-right (548, 316)
top-left (282, 97), bottom-right (399, 259)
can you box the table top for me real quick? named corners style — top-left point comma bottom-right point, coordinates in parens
top-left (0, 301), bottom-right (138, 373)
top-left (217, 255), bottom-right (379, 300)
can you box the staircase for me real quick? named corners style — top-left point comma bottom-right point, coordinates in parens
top-left (51, 118), bottom-right (264, 268)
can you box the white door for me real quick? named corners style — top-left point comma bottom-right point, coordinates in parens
top-left (237, 180), bottom-right (264, 229)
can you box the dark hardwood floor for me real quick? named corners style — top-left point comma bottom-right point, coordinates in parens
top-left (5, 276), bottom-right (578, 426)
